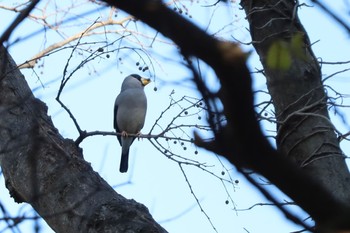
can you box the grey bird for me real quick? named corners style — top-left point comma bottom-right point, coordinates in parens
top-left (114, 74), bottom-right (151, 173)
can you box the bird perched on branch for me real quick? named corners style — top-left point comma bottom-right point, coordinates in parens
top-left (114, 74), bottom-right (151, 173)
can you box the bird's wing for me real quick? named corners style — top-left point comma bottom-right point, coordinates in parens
top-left (114, 102), bottom-right (122, 145)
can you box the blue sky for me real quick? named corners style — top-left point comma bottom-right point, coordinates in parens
top-left (1, 1), bottom-right (350, 233)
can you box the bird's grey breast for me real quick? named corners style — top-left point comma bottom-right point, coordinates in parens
top-left (116, 88), bottom-right (147, 133)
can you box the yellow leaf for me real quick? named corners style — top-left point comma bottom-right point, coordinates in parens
top-left (291, 32), bottom-right (307, 60)
top-left (266, 41), bottom-right (292, 70)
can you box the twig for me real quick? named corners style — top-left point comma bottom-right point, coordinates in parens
top-left (178, 164), bottom-right (218, 233)
top-left (0, 0), bottom-right (40, 45)
top-left (311, 0), bottom-right (350, 35)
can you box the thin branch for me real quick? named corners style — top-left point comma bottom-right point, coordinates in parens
top-left (311, 0), bottom-right (350, 35)
top-left (178, 164), bottom-right (218, 233)
top-left (0, 0), bottom-right (41, 45)
top-left (236, 201), bottom-right (295, 211)
top-left (18, 16), bottom-right (132, 69)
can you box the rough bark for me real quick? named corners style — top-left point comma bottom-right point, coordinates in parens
top-left (241, 0), bottom-right (350, 202)
top-left (0, 45), bottom-right (167, 233)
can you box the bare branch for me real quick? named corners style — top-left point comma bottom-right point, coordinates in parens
top-left (18, 16), bottom-right (133, 69)
top-left (0, 0), bottom-right (40, 45)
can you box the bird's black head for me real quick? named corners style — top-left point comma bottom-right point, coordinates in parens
top-left (130, 74), bottom-right (151, 86)
top-left (130, 74), bottom-right (142, 81)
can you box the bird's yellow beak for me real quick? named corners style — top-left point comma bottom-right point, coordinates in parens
top-left (141, 77), bottom-right (151, 86)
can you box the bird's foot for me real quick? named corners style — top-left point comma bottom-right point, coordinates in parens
top-left (121, 131), bottom-right (128, 137)
top-left (136, 131), bottom-right (143, 141)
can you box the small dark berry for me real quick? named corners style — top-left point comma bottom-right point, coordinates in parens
top-left (153, 87), bottom-right (158, 91)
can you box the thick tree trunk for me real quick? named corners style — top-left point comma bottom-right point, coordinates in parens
top-left (0, 45), bottom-right (167, 233)
top-left (241, 0), bottom-right (350, 203)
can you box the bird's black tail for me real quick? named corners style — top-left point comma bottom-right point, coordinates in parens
top-left (119, 150), bottom-right (129, 173)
